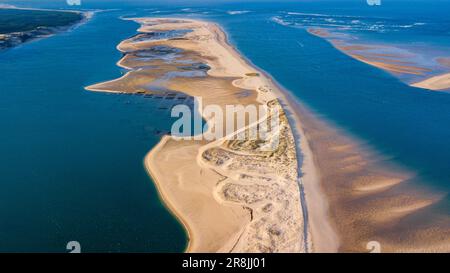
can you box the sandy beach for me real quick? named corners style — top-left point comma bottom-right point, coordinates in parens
top-left (291, 102), bottom-right (450, 252)
top-left (87, 18), bottom-right (329, 252)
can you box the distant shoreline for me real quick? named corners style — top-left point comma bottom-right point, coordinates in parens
top-left (0, 7), bottom-right (93, 51)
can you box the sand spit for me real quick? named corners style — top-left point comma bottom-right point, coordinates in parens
top-left (330, 40), bottom-right (432, 76)
top-left (86, 18), bottom-right (329, 253)
top-left (412, 73), bottom-right (450, 91)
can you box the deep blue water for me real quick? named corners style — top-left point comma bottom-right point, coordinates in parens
top-left (1, 0), bottom-right (449, 252)
top-left (0, 10), bottom-right (186, 252)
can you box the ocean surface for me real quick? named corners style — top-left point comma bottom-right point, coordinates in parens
top-left (0, 9), bottom-right (186, 252)
top-left (1, 0), bottom-right (449, 252)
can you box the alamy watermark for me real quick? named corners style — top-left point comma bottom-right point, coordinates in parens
top-left (367, 0), bottom-right (381, 6)
top-left (66, 241), bottom-right (81, 253)
top-left (66, 0), bottom-right (81, 6)
top-left (366, 241), bottom-right (381, 253)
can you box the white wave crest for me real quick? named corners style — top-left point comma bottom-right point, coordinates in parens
top-left (270, 16), bottom-right (290, 26)
top-left (227, 10), bottom-right (250, 15)
top-left (286, 11), bottom-right (362, 19)
top-left (287, 12), bottom-right (329, 17)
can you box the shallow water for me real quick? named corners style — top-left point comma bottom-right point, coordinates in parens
top-left (271, 4), bottom-right (450, 84)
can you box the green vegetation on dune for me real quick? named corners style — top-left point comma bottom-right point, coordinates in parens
top-left (0, 9), bottom-right (83, 34)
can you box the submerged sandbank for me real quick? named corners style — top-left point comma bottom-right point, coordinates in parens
top-left (307, 27), bottom-right (450, 92)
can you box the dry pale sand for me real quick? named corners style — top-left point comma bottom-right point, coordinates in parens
top-left (141, 18), bottom-right (314, 252)
top-left (412, 73), bottom-right (450, 91)
top-left (86, 18), bottom-right (332, 253)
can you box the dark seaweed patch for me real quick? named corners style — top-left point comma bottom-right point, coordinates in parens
top-left (179, 62), bottom-right (211, 72)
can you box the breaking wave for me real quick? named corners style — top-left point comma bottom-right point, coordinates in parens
top-left (227, 10), bottom-right (251, 15)
top-left (273, 11), bottom-right (429, 34)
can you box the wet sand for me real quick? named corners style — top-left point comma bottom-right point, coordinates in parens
top-left (297, 27), bottom-right (450, 252)
top-left (292, 102), bottom-right (450, 252)
top-left (308, 27), bottom-right (450, 91)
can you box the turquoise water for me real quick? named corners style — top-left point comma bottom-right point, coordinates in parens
top-left (1, 0), bottom-right (449, 252)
